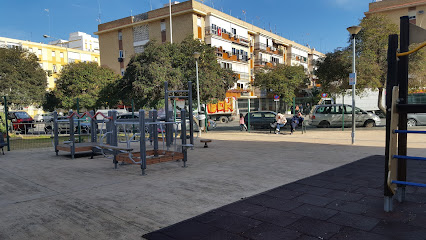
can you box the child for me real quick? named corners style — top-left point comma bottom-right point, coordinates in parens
top-left (239, 113), bottom-right (247, 131)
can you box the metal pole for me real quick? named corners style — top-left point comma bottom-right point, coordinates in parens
top-left (397, 16), bottom-right (409, 203)
top-left (342, 94), bottom-right (345, 131)
top-left (248, 99), bottom-right (251, 132)
top-left (195, 59), bottom-right (201, 137)
top-left (293, 97), bottom-right (296, 114)
top-left (351, 35), bottom-right (356, 145)
top-left (204, 104), bottom-right (208, 132)
top-left (164, 82), bottom-right (171, 148)
top-left (188, 81), bottom-right (194, 147)
top-left (3, 96), bottom-right (10, 151)
top-left (77, 98), bottom-right (81, 143)
top-left (132, 99), bottom-right (135, 133)
top-left (169, 0), bottom-right (173, 44)
top-left (139, 109), bottom-right (146, 175)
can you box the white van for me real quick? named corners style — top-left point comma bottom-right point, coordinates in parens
top-left (311, 104), bottom-right (381, 128)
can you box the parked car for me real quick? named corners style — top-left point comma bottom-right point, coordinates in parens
top-left (44, 116), bottom-right (91, 134)
top-left (34, 113), bottom-right (53, 122)
top-left (407, 113), bottom-right (426, 127)
top-left (244, 111), bottom-right (277, 130)
top-left (310, 104), bottom-right (381, 128)
top-left (7, 111), bottom-right (35, 133)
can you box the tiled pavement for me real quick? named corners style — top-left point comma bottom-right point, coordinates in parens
top-left (143, 155), bottom-right (426, 240)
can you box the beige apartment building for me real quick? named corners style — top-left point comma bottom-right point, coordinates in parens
top-left (95, 0), bottom-right (323, 110)
top-left (0, 36), bottom-right (100, 90)
top-left (365, 0), bottom-right (426, 27)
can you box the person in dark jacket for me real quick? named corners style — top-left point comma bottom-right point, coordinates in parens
top-left (291, 112), bottom-right (304, 134)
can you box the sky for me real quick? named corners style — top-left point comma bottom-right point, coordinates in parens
top-left (0, 0), bottom-right (373, 53)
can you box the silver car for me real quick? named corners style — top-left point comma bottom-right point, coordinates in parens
top-left (311, 104), bottom-right (381, 128)
top-left (407, 113), bottom-right (426, 127)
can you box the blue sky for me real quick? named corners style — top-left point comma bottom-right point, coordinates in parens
top-left (0, 0), bottom-right (372, 53)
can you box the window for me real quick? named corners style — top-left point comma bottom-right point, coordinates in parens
top-left (95, 57), bottom-right (98, 62)
top-left (121, 68), bottom-right (125, 76)
top-left (231, 28), bottom-right (236, 35)
top-left (197, 16), bottom-right (201, 27)
top-left (264, 113), bottom-right (275, 118)
top-left (38, 49), bottom-right (42, 55)
top-left (53, 78), bottom-right (57, 83)
top-left (251, 113), bottom-right (262, 118)
top-left (119, 50), bottom-right (125, 58)
top-left (52, 51), bottom-right (56, 57)
top-left (53, 64), bottom-right (57, 73)
top-left (60, 52), bottom-right (64, 58)
top-left (118, 31), bottom-right (123, 40)
top-left (161, 20), bottom-right (166, 43)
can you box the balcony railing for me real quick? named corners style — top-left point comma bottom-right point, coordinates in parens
top-left (232, 71), bottom-right (250, 81)
top-left (253, 43), bottom-right (283, 55)
top-left (254, 59), bottom-right (277, 67)
top-left (215, 47), bottom-right (249, 63)
top-left (205, 27), bottom-right (249, 46)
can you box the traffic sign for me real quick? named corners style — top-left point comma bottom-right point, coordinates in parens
top-left (349, 73), bottom-right (356, 85)
top-left (274, 95), bottom-right (280, 100)
top-left (321, 93), bottom-right (328, 98)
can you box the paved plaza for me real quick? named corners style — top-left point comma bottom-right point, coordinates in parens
top-left (1, 128), bottom-right (425, 239)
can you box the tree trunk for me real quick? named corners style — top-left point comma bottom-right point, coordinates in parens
top-left (378, 87), bottom-right (386, 113)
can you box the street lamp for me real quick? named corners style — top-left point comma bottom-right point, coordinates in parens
top-left (43, 34), bottom-right (69, 48)
top-left (193, 52), bottom-right (202, 136)
top-left (347, 25), bottom-right (361, 144)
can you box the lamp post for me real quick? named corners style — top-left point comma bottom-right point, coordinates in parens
top-left (43, 35), bottom-right (69, 48)
top-left (193, 52), bottom-right (201, 136)
top-left (347, 25), bottom-right (362, 145)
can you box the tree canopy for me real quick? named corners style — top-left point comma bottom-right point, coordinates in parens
top-left (315, 15), bottom-right (408, 112)
top-left (0, 47), bottom-right (47, 106)
top-left (110, 36), bottom-right (236, 109)
top-left (254, 64), bottom-right (308, 104)
top-left (52, 62), bottom-right (121, 110)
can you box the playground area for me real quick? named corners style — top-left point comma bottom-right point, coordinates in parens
top-left (1, 128), bottom-right (426, 239)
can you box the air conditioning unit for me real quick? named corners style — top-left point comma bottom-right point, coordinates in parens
top-left (118, 58), bottom-right (123, 62)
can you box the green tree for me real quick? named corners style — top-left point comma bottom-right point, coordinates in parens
top-left (254, 64), bottom-right (308, 104)
top-left (356, 15), bottom-right (398, 112)
top-left (0, 47), bottom-right (47, 106)
top-left (315, 48), bottom-right (352, 96)
top-left (315, 15), bottom-right (400, 112)
top-left (113, 36), bottom-right (236, 109)
top-left (53, 62), bottom-right (121, 110)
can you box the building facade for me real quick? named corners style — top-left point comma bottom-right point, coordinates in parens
top-left (48, 32), bottom-right (100, 53)
top-left (95, 0), bottom-right (324, 110)
top-left (365, 0), bottom-right (426, 27)
top-left (0, 36), bottom-right (100, 90)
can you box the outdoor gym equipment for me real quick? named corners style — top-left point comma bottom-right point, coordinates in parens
top-left (53, 110), bottom-right (112, 159)
top-left (384, 16), bottom-right (426, 212)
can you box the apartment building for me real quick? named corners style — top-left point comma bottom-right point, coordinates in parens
top-left (0, 36), bottom-right (100, 90)
top-left (365, 0), bottom-right (426, 28)
top-left (95, 0), bottom-right (323, 108)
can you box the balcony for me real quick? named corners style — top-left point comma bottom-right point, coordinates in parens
top-left (254, 43), bottom-right (283, 55)
top-left (232, 71), bottom-right (250, 81)
top-left (254, 59), bottom-right (277, 67)
top-left (205, 27), bottom-right (249, 46)
top-left (215, 47), bottom-right (249, 63)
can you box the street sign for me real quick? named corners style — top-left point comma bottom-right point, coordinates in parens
top-left (274, 95), bottom-right (280, 102)
top-left (349, 73), bottom-right (356, 85)
top-left (321, 93), bottom-right (328, 98)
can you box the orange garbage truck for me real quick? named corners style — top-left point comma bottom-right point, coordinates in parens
top-left (207, 97), bottom-right (236, 123)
